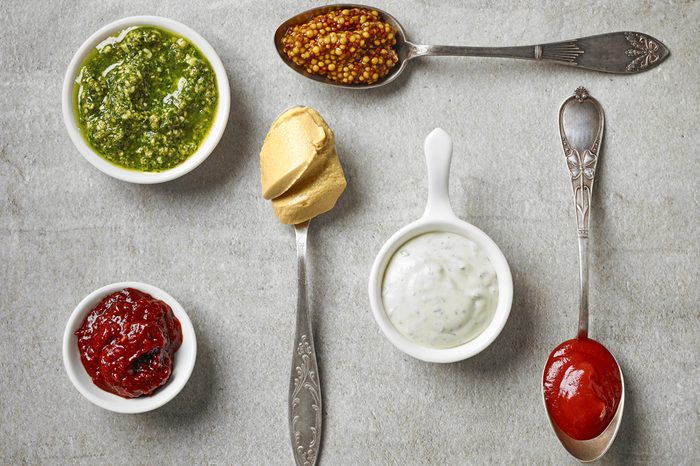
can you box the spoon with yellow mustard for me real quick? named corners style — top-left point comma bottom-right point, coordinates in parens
top-left (260, 106), bottom-right (346, 466)
top-left (274, 5), bottom-right (670, 88)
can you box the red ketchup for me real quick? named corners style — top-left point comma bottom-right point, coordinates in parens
top-left (543, 337), bottom-right (622, 440)
top-left (75, 288), bottom-right (183, 398)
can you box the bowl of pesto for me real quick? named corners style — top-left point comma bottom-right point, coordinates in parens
top-left (62, 16), bottom-right (230, 183)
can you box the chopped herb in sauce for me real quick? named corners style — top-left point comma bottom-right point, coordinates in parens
top-left (74, 26), bottom-right (218, 172)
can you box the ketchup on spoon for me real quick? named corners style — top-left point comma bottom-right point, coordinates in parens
top-left (543, 337), bottom-right (622, 440)
top-left (542, 88), bottom-right (624, 460)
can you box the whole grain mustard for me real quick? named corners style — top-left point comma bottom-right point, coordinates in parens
top-left (281, 8), bottom-right (398, 85)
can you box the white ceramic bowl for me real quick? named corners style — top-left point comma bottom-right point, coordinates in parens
top-left (368, 129), bottom-right (513, 363)
top-left (61, 16), bottom-right (231, 183)
top-left (63, 282), bottom-right (197, 413)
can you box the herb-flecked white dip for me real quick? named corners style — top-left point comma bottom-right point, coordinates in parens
top-left (381, 232), bottom-right (499, 349)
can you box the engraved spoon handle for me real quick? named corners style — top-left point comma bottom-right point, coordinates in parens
top-left (410, 31), bottom-right (669, 74)
top-left (289, 221), bottom-right (322, 466)
top-left (558, 87), bottom-right (605, 338)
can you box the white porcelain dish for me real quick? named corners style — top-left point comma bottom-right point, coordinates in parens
top-left (63, 282), bottom-right (197, 413)
top-left (368, 128), bottom-right (513, 363)
top-left (61, 16), bottom-right (230, 183)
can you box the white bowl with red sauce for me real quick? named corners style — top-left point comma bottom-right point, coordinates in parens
top-left (63, 282), bottom-right (197, 413)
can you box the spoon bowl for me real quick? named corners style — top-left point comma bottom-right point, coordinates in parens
top-left (273, 4), bottom-right (410, 89)
top-left (542, 354), bottom-right (625, 462)
top-left (274, 4), bottom-right (670, 89)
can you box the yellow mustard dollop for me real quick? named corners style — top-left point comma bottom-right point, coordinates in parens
top-left (260, 107), bottom-right (346, 224)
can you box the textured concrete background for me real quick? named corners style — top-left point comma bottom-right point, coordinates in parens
top-left (1, 0), bottom-right (698, 464)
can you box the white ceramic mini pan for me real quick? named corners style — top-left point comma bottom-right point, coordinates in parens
top-left (368, 128), bottom-right (513, 363)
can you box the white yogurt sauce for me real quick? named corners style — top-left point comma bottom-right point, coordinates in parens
top-left (381, 232), bottom-right (499, 349)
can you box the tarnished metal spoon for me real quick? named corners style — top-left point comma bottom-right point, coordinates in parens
top-left (274, 4), bottom-right (670, 88)
top-left (289, 220), bottom-right (322, 466)
top-left (542, 87), bottom-right (625, 463)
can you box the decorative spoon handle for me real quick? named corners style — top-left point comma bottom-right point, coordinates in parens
top-left (411, 31), bottom-right (669, 74)
top-left (289, 221), bottom-right (322, 466)
top-left (558, 87), bottom-right (605, 338)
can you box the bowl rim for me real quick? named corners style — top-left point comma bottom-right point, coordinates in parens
top-left (368, 217), bottom-right (513, 363)
top-left (62, 281), bottom-right (197, 413)
top-left (61, 15), bottom-right (231, 184)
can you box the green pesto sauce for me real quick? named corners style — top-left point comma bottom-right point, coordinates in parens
top-left (74, 26), bottom-right (218, 172)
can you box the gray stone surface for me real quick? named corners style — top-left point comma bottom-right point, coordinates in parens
top-left (1, 0), bottom-right (699, 464)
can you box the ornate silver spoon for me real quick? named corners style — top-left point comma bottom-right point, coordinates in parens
top-left (542, 87), bottom-right (625, 463)
top-left (274, 4), bottom-right (670, 89)
top-left (289, 221), bottom-right (322, 466)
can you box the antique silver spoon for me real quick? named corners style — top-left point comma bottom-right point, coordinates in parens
top-left (542, 87), bottom-right (625, 463)
top-left (274, 4), bottom-right (670, 89)
top-left (289, 221), bottom-right (322, 466)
